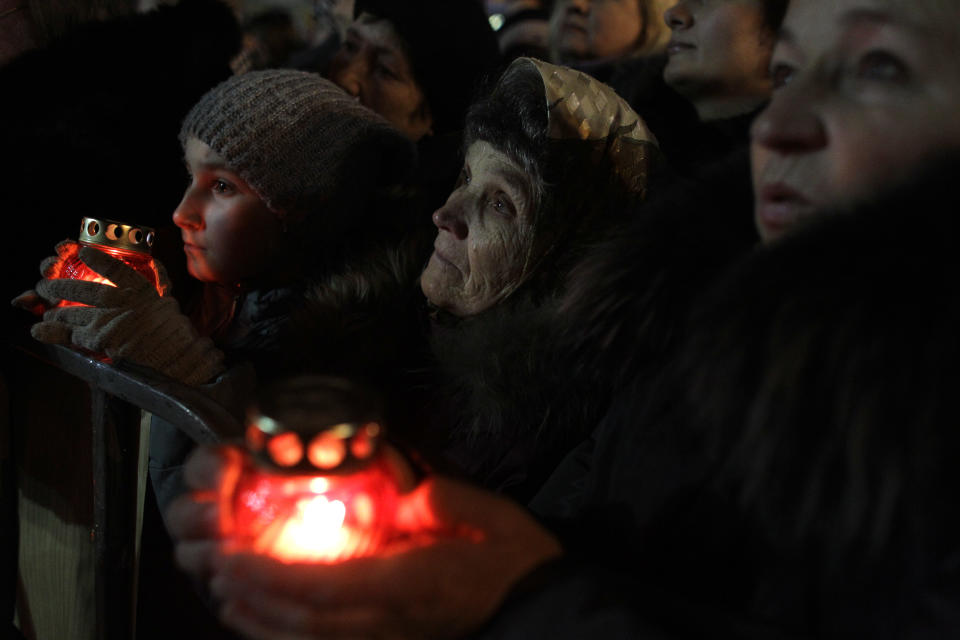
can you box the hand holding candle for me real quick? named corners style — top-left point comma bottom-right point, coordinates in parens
top-left (25, 245), bottom-right (224, 385)
top-left (11, 239), bottom-right (82, 315)
top-left (168, 443), bottom-right (563, 640)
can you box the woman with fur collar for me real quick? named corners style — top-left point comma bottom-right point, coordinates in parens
top-left (416, 56), bottom-right (661, 499)
top-left (522, 152), bottom-right (960, 637)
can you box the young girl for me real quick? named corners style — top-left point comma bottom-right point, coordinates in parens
top-left (21, 69), bottom-right (428, 513)
top-left (26, 69), bottom-right (422, 383)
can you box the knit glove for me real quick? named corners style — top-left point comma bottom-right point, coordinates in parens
top-left (10, 239), bottom-right (80, 315)
top-left (31, 246), bottom-right (225, 386)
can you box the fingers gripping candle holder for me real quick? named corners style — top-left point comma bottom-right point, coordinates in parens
top-left (55, 217), bottom-right (164, 305)
top-left (222, 376), bottom-right (402, 564)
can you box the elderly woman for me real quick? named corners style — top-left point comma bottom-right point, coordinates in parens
top-left (416, 56), bottom-right (659, 499)
top-left (284, 55), bottom-right (661, 499)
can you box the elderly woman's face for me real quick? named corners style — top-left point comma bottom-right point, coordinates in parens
top-left (420, 141), bottom-right (535, 316)
top-left (751, 0), bottom-right (960, 242)
top-left (550, 0), bottom-right (645, 62)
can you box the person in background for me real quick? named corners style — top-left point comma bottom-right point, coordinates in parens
top-left (662, 0), bottom-right (781, 122)
top-left (546, 0), bottom-right (672, 115)
top-left (749, 0), bottom-right (960, 242)
top-left (488, 0), bottom-right (551, 61)
top-left (549, 0), bottom-right (673, 68)
top-left (324, 0), bottom-right (503, 210)
top-left (234, 7), bottom-right (304, 71)
top-left (629, 0), bottom-right (788, 178)
top-left (557, 0), bottom-right (787, 377)
top-left (285, 0), bottom-right (355, 74)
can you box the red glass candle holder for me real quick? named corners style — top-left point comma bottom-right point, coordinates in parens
top-left (55, 217), bottom-right (163, 306)
top-left (221, 377), bottom-right (403, 564)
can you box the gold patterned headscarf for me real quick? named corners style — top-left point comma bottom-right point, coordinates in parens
top-left (516, 56), bottom-right (658, 197)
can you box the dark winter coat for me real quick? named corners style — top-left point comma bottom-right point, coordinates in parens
top-left (430, 149), bottom-right (758, 504)
top-left (497, 153), bottom-right (960, 638)
top-left (282, 233), bottom-right (435, 441)
top-left (150, 231), bottom-right (434, 506)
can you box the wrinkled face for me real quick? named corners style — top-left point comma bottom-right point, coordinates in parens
top-left (750, 0), bottom-right (960, 242)
top-left (663, 0), bottom-right (772, 102)
top-left (328, 14), bottom-right (433, 141)
top-left (420, 141), bottom-right (536, 317)
top-left (173, 137), bottom-right (284, 285)
top-left (550, 0), bottom-right (644, 62)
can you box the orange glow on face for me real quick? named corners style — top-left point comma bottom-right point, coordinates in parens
top-left (307, 433), bottom-right (346, 469)
top-left (268, 433), bottom-right (303, 467)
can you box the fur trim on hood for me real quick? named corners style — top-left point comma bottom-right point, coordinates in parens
top-left (673, 149), bottom-right (960, 564)
top-left (281, 232), bottom-right (434, 440)
top-left (429, 149), bottom-right (759, 499)
top-left (558, 148), bottom-right (759, 394)
top-left (428, 294), bottom-right (607, 501)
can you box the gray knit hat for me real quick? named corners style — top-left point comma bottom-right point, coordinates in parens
top-left (180, 69), bottom-right (414, 218)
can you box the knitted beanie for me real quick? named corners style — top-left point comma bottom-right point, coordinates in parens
top-left (354, 0), bottom-right (503, 136)
top-left (180, 69), bottom-right (415, 217)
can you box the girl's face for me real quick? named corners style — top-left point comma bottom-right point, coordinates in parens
top-left (173, 137), bottom-right (284, 285)
top-left (420, 141), bottom-right (535, 317)
top-left (750, 0), bottom-right (960, 242)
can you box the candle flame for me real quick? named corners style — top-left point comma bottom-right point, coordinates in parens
top-left (259, 495), bottom-right (350, 563)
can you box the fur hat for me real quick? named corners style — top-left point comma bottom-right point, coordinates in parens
top-left (180, 69), bottom-right (414, 218)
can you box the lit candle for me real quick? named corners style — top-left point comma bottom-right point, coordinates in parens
top-left (53, 217), bottom-right (163, 306)
top-left (221, 377), bottom-right (402, 564)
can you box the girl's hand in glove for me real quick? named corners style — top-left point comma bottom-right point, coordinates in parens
top-left (10, 239), bottom-right (81, 315)
top-left (30, 246), bottom-right (225, 386)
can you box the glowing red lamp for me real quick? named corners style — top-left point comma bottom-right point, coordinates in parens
top-left (221, 377), bottom-right (403, 564)
top-left (54, 217), bottom-right (163, 306)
